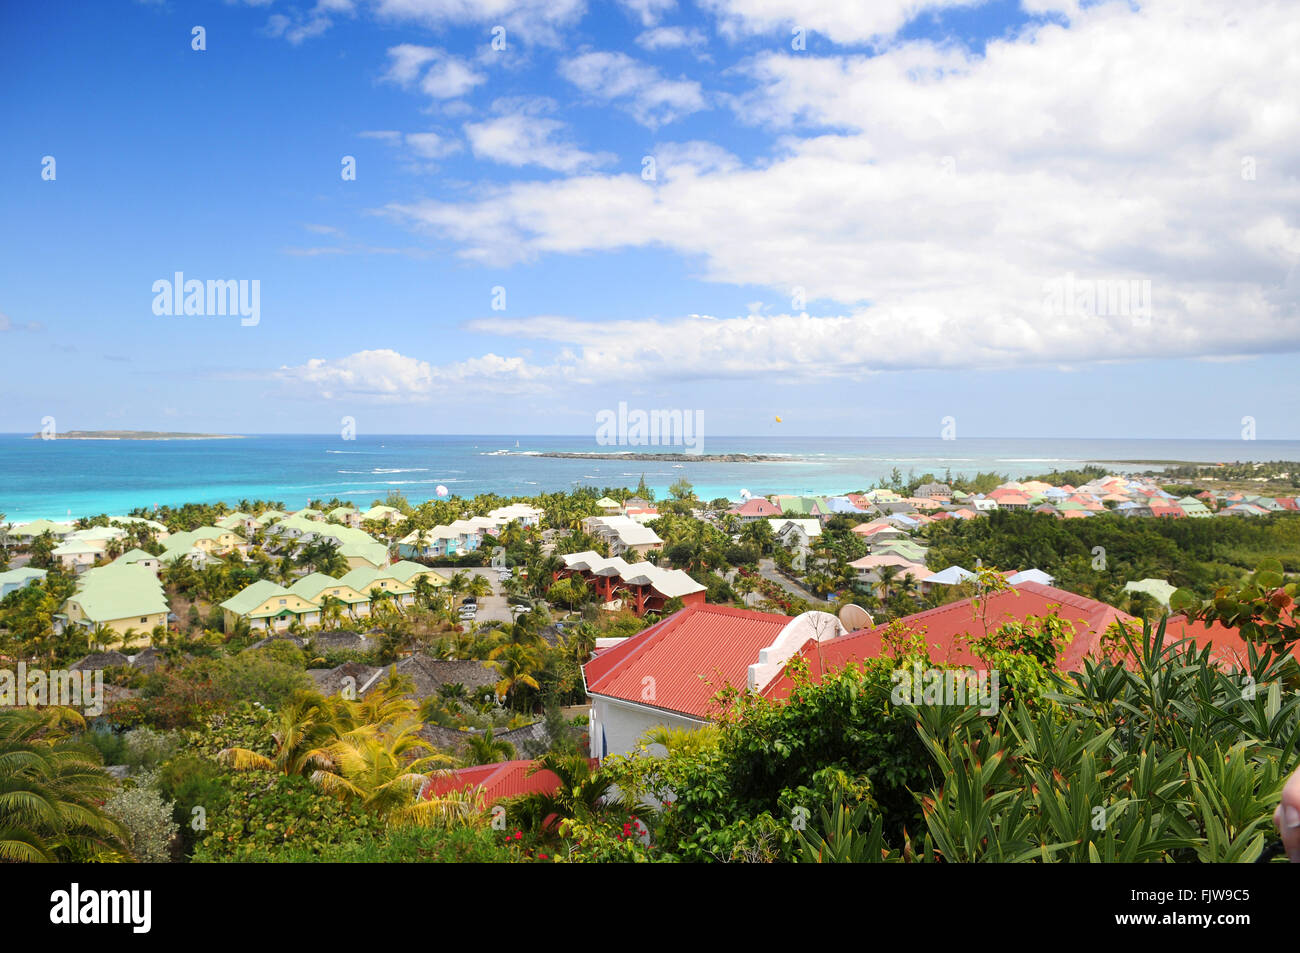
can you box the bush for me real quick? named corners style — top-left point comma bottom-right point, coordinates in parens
top-left (104, 773), bottom-right (179, 863)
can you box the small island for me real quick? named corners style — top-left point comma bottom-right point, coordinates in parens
top-left (31, 430), bottom-right (244, 440)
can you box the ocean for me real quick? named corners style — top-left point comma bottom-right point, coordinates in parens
top-left (2, 433), bottom-right (1298, 522)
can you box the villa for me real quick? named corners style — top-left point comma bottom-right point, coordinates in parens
top-left (581, 516), bottom-right (665, 557)
top-left (556, 551), bottom-right (705, 617)
top-left (220, 579), bottom-right (322, 632)
top-left (60, 563), bottom-right (170, 644)
top-left (584, 606), bottom-right (846, 761)
top-left (0, 566), bottom-right (47, 597)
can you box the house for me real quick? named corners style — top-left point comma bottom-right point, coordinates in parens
top-left (729, 498), bottom-right (782, 522)
top-left (1148, 501), bottom-right (1186, 519)
top-left (219, 579), bottom-right (321, 632)
top-left (851, 521), bottom-right (908, 544)
top-left (847, 553), bottom-right (930, 588)
top-left (61, 564), bottom-right (170, 644)
top-left (871, 539), bottom-right (928, 564)
top-left (338, 566), bottom-right (417, 609)
top-left (914, 482), bottom-right (952, 499)
top-left (971, 498), bottom-right (998, 512)
top-left (0, 567), bottom-right (47, 597)
top-left (216, 512), bottom-right (259, 534)
top-left (767, 518), bottom-right (821, 550)
top-left (584, 605), bottom-right (847, 761)
top-left (1006, 568), bottom-right (1056, 587)
top-left (760, 583), bottom-right (1139, 701)
top-left (1176, 497), bottom-right (1212, 518)
top-left (485, 503), bottom-right (544, 529)
top-left (581, 516), bottom-right (664, 557)
top-left (360, 505), bottom-right (405, 526)
top-left (921, 564), bottom-right (975, 594)
top-left (595, 496), bottom-right (623, 515)
top-left (383, 560), bottom-right (450, 591)
top-left (163, 526), bottom-right (248, 558)
top-left (268, 517), bottom-right (388, 569)
top-left (112, 548), bottom-right (161, 573)
top-left (420, 759), bottom-right (594, 808)
top-left (51, 539), bottom-right (101, 571)
top-left (326, 506), bottom-right (362, 528)
top-left (287, 573), bottom-right (372, 619)
top-left (556, 551), bottom-right (705, 617)
top-left (5, 519), bottom-right (75, 541)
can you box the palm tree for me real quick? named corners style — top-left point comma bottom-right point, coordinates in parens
top-left (313, 720), bottom-right (454, 821)
top-left (511, 752), bottom-right (613, 835)
top-left (462, 727), bottom-right (516, 765)
top-left (487, 642), bottom-right (541, 707)
top-left (0, 708), bottom-right (128, 862)
top-left (217, 690), bottom-right (346, 777)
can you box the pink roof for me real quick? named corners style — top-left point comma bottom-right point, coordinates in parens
top-left (422, 759), bottom-right (596, 805)
top-left (731, 498), bottom-right (780, 517)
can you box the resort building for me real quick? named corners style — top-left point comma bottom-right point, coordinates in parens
top-left (556, 551), bottom-right (705, 616)
top-left (112, 548), bottom-right (162, 573)
top-left (361, 505), bottom-right (405, 525)
top-left (728, 497), bottom-right (782, 522)
top-left (581, 516), bottom-right (665, 557)
top-left (219, 580), bottom-right (322, 632)
top-left (584, 606), bottom-right (846, 761)
top-left (61, 564), bottom-right (170, 643)
top-left (767, 518), bottom-right (821, 550)
top-left (0, 567), bottom-right (47, 597)
top-left (287, 573), bottom-right (372, 619)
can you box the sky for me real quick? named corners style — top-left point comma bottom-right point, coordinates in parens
top-left (0, 0), bottom-right (1297, 440)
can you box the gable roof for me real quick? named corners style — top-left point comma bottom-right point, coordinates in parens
top-left (583, 604), bottom-right (796, 720)
top-left (762, 582), bottom-right (1138, 701)
top-left (220, 579), bottom-right (291, 615)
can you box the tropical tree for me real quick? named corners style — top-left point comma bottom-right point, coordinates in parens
top-left (0, 708), bottom-right (128, 862)
top-left (462, 728), bottom-right (516, 766)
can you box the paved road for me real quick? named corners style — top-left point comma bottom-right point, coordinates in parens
top-left (757, 559), bottom-right (831, 606)
top-left (441, 565), bottom-right (517, 625)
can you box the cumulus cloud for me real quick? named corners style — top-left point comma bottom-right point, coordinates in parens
top-left (274, 348), bottom-right (547, 401)
top-left (700, 0), bottom-right (983, 45)
top-left (464, 113), bottom-right (614, 172)
top-left (559, 51), bottom-right (706, 127)
top-left (617, 0), bottom-right (676, 27)
top-left (369, 0), bottom-right (585, 44)
top-left (380, 44), bottom-right (484, 101)
top-left (636, 25), bottom-right (708, 51)
top-left (382, 0), bottom-right (1300, 372)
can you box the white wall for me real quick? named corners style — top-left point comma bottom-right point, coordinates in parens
top-left (591, 696), bottom-right (704, 761)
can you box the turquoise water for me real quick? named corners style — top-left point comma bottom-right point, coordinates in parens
top-left (2, 434), bottom-right (1298, 522)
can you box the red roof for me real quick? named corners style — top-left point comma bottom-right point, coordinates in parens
top-left (583, 603), bottom-right (794, 719)
top-left (730, 498), bottom-right (780, 517)
top-left (762, 582), bottom-right (1137, 701)
top-left (422, 760), bottom-right (574, 805)
top-left (1163, 615), bottom-right (1299, 667)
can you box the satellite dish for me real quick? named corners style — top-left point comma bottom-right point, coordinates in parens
top-left (838, 604), bottom-right (874, 631)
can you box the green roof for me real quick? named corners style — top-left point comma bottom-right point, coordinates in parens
top-left (113, 548), bottom-right (158, 565)
top-left (595, 497), bottom-right (622, 508)
top-left (288, 572), bottom-right (367, 603)
top-left (68, 564), bottom-right (168, 622)
top-left (385, 560), bottom-right (447, 586)
top-left (220, 580), bottom-right (291, 616)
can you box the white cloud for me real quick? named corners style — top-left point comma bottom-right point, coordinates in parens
top-left (617, 0), bottom-right (676, 27)
top-left (275, 348), bottom-right (545, 401)
top-left (559, 51), bottom-right (706, 127)
top-left (385, 0), bottom-right (1300, 371)
top-left (464, 113), bottom-right (613, 172)
top-left (380, 44), bottom-right (484, 101)
top-left (636, 25), bottom-right (708, 51)
top-left (700, 0), bottom-right (983, 45)
top-left (404, 131), bottom-right (461, 158)
top-left (368, 0), bottom-right (586, 45)
top-left (0, 311), bottom-right (41, 333)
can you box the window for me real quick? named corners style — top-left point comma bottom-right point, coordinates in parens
top-left (279, 599), bottom-right (286, 606)
top-left (141, 617), bottom-right (148, 623)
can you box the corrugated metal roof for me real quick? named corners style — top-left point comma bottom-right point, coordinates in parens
top-left (762, 582), bottom-right (1137, 701)
top-left (583, 604), bottom-right (794, 719)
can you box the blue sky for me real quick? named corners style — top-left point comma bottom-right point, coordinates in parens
top-left (1, 0), bottom-right (1297, 439)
